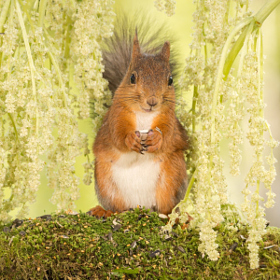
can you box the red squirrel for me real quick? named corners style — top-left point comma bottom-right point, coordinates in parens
top-left (88, 30), bottom-right (189, 218)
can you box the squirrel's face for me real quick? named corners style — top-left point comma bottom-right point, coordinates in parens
top-left (114, 35), bottom-right (176, 113)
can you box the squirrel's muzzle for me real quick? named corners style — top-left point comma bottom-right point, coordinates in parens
top-left (147, 96), bottom-right (158, 107)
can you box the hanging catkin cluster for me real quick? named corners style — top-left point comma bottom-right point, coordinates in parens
top-left (159, 0), bottom-right (279, 269)
top-left (0, 0), bottom-right (115, 222)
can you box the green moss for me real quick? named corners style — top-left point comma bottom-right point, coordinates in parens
top-left (0, 208), bottom-right (280, 279)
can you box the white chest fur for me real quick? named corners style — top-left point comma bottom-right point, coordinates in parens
top-left (111, 110), bottom-right (160, 209)
top-left (112, 152), bottom-right (160, 209)
top-left (135, 111), bottom-right (158, 131)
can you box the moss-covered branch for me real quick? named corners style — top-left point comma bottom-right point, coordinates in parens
top-left (1, 208), bottom-right (280, 279)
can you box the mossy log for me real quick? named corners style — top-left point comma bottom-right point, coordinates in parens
top-left (0, 208), bottom-right (279, 279)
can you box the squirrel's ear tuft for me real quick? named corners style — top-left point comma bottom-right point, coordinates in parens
top-left (132, 31), bottom-right (141, 59)
top-left (160, 41), bottom-right (170, 62)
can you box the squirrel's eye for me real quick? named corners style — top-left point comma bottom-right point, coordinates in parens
top-left (130, 74), bottom-right (136, 84)
top-left (168, 76), bottom-right (173, 86)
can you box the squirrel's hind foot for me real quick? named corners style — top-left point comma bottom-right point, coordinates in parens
top-left (87, 205), bottom-right (114, 218)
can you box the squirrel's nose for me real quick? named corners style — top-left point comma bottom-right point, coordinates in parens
top-left (147, 97), bottom-right (158, 107)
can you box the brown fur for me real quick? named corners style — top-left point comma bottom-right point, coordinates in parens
top-left (88, 34), bottom-right (188, 218)
top-left (100, 15), bottom-right (180, 96)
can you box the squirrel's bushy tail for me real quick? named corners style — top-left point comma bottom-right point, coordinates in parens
top-left (102, 14), bottom-right (180, 95)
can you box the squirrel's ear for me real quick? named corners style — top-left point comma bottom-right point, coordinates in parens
top-left (160, 41), bottom-right (170, 62)
top-left (132, 32), bottom-right (141, 59)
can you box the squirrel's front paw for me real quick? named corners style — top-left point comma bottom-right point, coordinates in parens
top-left (145, 129), bottom-right (163, 153)
top-left (125, 131), bottom-right (143, 153)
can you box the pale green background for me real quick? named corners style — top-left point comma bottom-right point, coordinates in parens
top-left (26, 0), bottom-right (280, 226)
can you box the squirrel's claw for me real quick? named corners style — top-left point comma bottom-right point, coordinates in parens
top-left (142, 146), bottom-right (147, 151)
